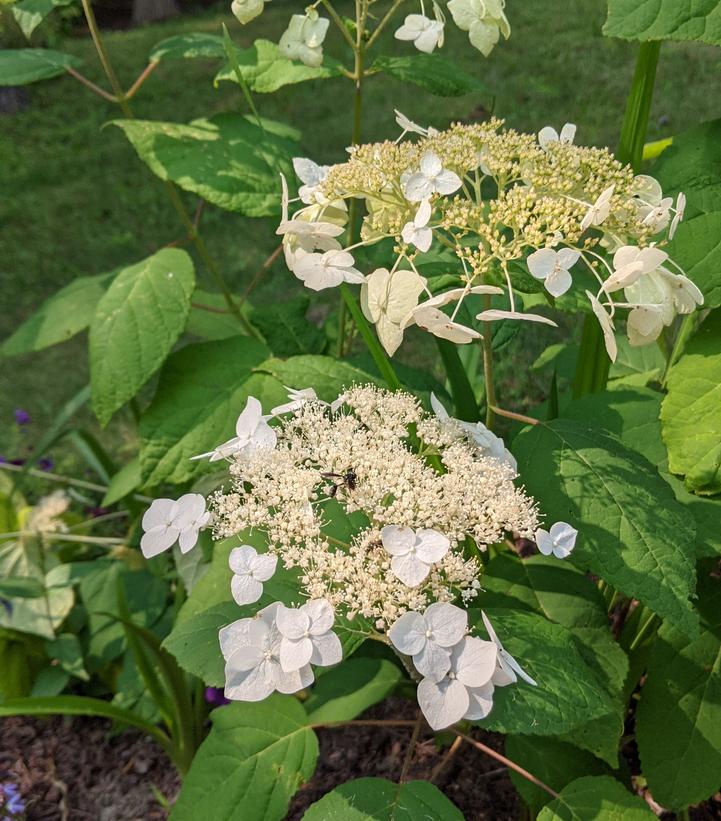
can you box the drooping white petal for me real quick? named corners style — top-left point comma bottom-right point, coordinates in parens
top-left (225, 659), bottom-right (276, 702)
top-left (453, 637), bottom-right (497, 688)
top-left (391, 553), bottom-right (431, 587)
top-left (178, 527), bottom-right (201, 554)
top-left (413, 640), bottom-right (452, 682)
top-left (476, 309), bottom-right (558, 327)
top-left (464, 682), bottom-right (495, 720)
top-left (275, 663), bottom-right (314, 694)
top-left (388, 611), bottom-right (428, 655)
top-left (417, 677), bottom-right (469, 730)
top-left (231, 574), bottom-right (264, 606)
top-left (586, 290), bottom-right (617, 362)
top-left (424, 602), bottom-right (468, 647)
top-left (309, 630), bottom-right (343, 666)
top-left (548, 521), bottom-right (578, 558)
top-left (142, 498), bottom-right (179, 532)
top-left (305, 598), bottom-right (335, 635)
top-left (253, 553), bottom-right (278, 582)
top-left (140, 526), bottom-right (179, 558)
top-left (279, 636), bottom-right (314, 672)
top-left (535, 528), bottom-right (554, 556)
top-left (276, 605), bottom-right (311, 640)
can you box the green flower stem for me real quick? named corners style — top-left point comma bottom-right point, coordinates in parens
top-left (572, 41), bottom-right (661, 397)
top-left (435, 338), bottom-right (479, 422)
top-left (79, 0), bottom-right (258, 339)
top-left (661, 313), bottom-right (695, 387)
top-left (480, 298), bottom-right (498, 428)
top-left (629, 611), bottom-right (659, 653)
top-left (339, 283), bottom-right (401, 390)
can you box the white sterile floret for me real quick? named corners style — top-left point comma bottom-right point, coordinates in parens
top-left (192, 396), bottom-right (276, 462)
top-left (394, 13), bottom-right (444, 54)
top-left (401, 199), bottom-right (433, 252)
top-left (361, 267), bottom-right (427, 356)
top-left (276, 174), bottom-right (345, 246)
top-left (140, 493), bottom-right (209, 558)
top-left (293, 249), bottom-right (365, 291)
top-left (481, 611), bottom-right (537, 686)
top-left (271, 387), bottom-right (320, 416)
top-left (278, 11), bottom-right (329, 68)
top-left (276, 598), bottom-right (342, 672)
top-left (229, 545), bottom-right (278, 606)
top-left (642, 196), bottom-right (674, 233)
top-left (381, 525), bottom-right (450, 587)
top-left (534, 521), bottom-right (578, 559)
top-left (220, 603), bottom-right (314, 701)
top-left (394, 109), bottom-right (438, 140)
top-left (447, 0), bottom-right (510, 56)
top-left (476, 308), bottom-right (557, 327)
top-left (602, 245), bottom-right (668, 293)
top-left (527, 247), bottom-right (580, 297)
top-left (581, 184), bottom-right (615, 231)
top-left (586, 290), bottom-right (617, 362)
top-left (231, 0), bottom-right (265, 25)
top-left (408, 304), bottom-right (482, 343)
top-left (403, 151), bottom-right (462, 201)
top-left (430, 392), bottom-right (516, 470)
top-left (417, 636), bottom-right (498, 729)
top-left (293, 157), bottom-right (331, 205)
top-left (538, 123), bottom-right (576, 149)
top-left (388, 601), bottom-right (468, 681)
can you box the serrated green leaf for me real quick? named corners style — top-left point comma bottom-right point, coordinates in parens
top-left (305, 657), bottom-right (401, 723)
top-left (564, 385), bottom-right (721, 556)
top-left (537, 775), bottom-right (654, 819)
top-left (89, 249), bottom-right (194, 426)
top-left (11, 0), bottom-right (74, 38)
top-left (302, 777), bottom-right (464, 820)
top-left (635, 570), bottom-right (721, 809)
top-left (138, 337), bottom-right (282, 486)
top-left (2, 271), bottom-right (113, 357)
top-left (113, 113), bottom-right (297, 217)
top-left (171, 695), bottom-right (318, 821)
top-left (512, 419), bottom-right (698, 635)
top-left (370, 53), bottom-right (487, 97)
top-left (505, 736), bottom-right (613, 817)
top-left (604, 0), bottom-right (721, 46)
top-left (477, 609), bottom-right (616, 736)
top-left (0, 48), bottom-right (81, 86)
top-left (215, 38), bottom-right (344, 93)
top-left (149, 32), bottom-right (226, 62)
top-left (662, 311), bottom-right (721, 495)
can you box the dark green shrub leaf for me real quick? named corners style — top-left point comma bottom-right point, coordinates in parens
top-left (662, 311), bottom-right (721, 495)
top-left (370, 54), bottom-right (487, 97)
top-left (635, 570), bottom-right (721, 809)
top-left (259, 355), bottom-right (378, 400)
top-left (89, 249), bottom-right (194, 426)
top-left (302, 777), bottom-right (464, 820)
top-left (537, 775), bottom-right (654, 819)
top-left (512, 419), bottom-right (698, 635)
top-left (101, 457), bottom-right (141, 507)
top-left (0, 48), bottom-right (80, 86)
top-left (248, 296), bottom-right (326, 357)
top-left (171, 696), bottom-right (318, 821)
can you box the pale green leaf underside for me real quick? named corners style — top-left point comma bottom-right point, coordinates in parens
top-left (604, 0), bottom-right (721, 46)
top-left (89, 248), bottom-right (195, 426)
top-left (661, 312), bottom-right (721, 495)
top-left (0, 48), bottom-right (81, 86)
top-left (150, 32), bottom-right (226, 62)
top-left (512, 419), bottom-right (698, 635)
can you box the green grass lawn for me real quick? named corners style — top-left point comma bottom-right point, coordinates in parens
top-left (2, 0), bottom-right (721, 466)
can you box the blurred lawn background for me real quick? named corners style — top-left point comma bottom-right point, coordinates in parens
top-left (2, 0), bottom-right (721, 468)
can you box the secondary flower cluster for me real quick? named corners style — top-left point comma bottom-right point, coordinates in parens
top-left (140, 385), bottom-right (578, 729)
top-left (278, 115), bottom-right (703, 360)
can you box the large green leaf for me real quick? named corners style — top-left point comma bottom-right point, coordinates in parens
top-left (304, 656), bottom-right (402, 723)
top-left (635, 569), bottom-right (721, 809)
top-left (564, 386), bottom-right (721, 556)
top-left (604, 0), bottom-right (721, 46)
top-left (89, 249), bottom-right (194, 426)
top-left (477, 609), bottom-right (616, 736)
top-left (0, 48), bottom-right (80, 86)
top-left (537, 775), bottom-right (654, 820)
top-left (661, 311), bottom-right (721, 495)
top-left (215, 38), bottom-right (344, 94)
top-left (666, 213), bottom-right (721, 308)
top-left (302, 778), bottom-right (464, 821)
top-left (150, 32), bottom-right (226, 62)
top-left (170, 695), bottom-right (318, 821)
top-left (3, 271), bottom-right (114, 357)
top-left (259, 355), bottom-right (378, 401)
top-left (505, 737), bottom-right (613, 817)
top-left (138, 337), bottom-right (283, 486)
top-left (370, 54), bottom-right (488, 97)
top-left (113, 113), bottom-right (298, 217)
top-left (11, 0), bottom-right (74, 38)
top-left (512, 419), bottom-right (698, 636)
top-left (248, 296), bottom-right (326, 357)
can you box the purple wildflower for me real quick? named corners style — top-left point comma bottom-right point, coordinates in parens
top-left (0, 782), bottom-right (25, 817)
top-left (37, 458), bottom-right (54, 471)
top-left (14, 410), bottom-right (31, 426)
top-left (204, 687), bottom-right (230, 708)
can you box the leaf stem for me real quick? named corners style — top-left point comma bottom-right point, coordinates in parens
top-left (321, 0), bottom-right (356, 50)
top-left (65, 66), bottom-right (117, 101)
top-left (366, 0), bottom-right (405, 48)
top-left (435, 338), bottom-right (479, 421)
top-left (490, 406), bottom-right (538, 426)
top-left (480, 297), bottom-right (497, 429)
top-left (629, 611), bottom-right (658, 652)
top-left (399, 713), bottom-right (422, 783)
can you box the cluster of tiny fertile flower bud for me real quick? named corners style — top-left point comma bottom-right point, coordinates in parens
top-left (211, 385), bottom-right (539, 627)
top-left (279, 113), bottom-right (702, 360)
